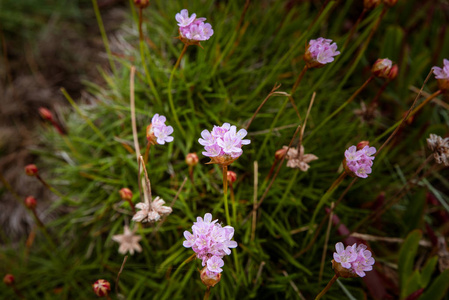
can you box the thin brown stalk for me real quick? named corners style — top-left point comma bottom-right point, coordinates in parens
top-left (203, 287), bottom-right (211, 300)
top-left (130, 66), bottom-right (141, 160)
top-left (251, 161), bottom-right (258, 242)
top-left (291, 65), bottom-right (308, 95)
top-left (144, 142), bottom-right (151, 165)
top-left (115, 255), bottom-right (128, 295)
top-left (315, 274), bottom-right (338, 300)
top-left (297, 92), bottom-right (316, 150)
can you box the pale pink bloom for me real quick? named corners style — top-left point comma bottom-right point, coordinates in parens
top-left (207, 256), bottom-right (224, 273)
top-left (176, 10), bottom-right (214, 42)
top-left (308, 37), bottom-right (340, 64)
top-left (333, 242), bottom-right (375, 277)
top-left (333, 242), bottom-right (357, 269)
top-left (175, 9), bottom-right (196, 27)
top-left (344, 145), bottom-right (376, 178)
top-left (154, 125), bottom-right (174, 145)
top-left (149, 113), bottom-right (174, 145)
top-left (112, 225), bottom-right (142, 255)
top-left (432, 59), bottom-right (449, 79)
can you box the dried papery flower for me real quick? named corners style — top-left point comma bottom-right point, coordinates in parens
top-left (186, 153), bottom-right (199, 167)
top-left (283, 145), bottom-right (318, 171)
top-left (183, 213), bottom-right (237, 284)
top-left (226, 171), bottom-right (237, 184)
top-left (119, 188), bottom-right (133, 201)
top-left (432, 59), bottom-right (449, 92)
top-left (176, 9), bottom-right (213, 46)
top-left (3, 274), bottom-right (14, 286)
top-left (364, 0), bottom-right (381, 9)
top-left (25, 164), bottom-right (38, 176)
top-left (25, 196), bottom-right (37, 210)
top-left (112, 225), bottom-right (142, 255)
top-left (304, 37), bottom-right (340, 69)
top-left (372, 58), bottom-right (397, 80)
top-left (92, 279), bottom-right (111, 297)
top-left (343, 145), bottom-right (376, 178)
top-left (200, 266), bottom-right (222, 287)
top-left (198, 123), bottom-right (250, 166)
top-left (146, 114), bottom-right (174, 145)
top-left (38, 107), bottom-right (53, 121)
top-left (133, 0), bottom-right (149, 9)
top-left (427, 134), bottom-right (449, 166)
top-left (383, 0), bottom-right (398, 7)
top-left (132, 196), bottom-right (172, 223)
top-left (332, 242), bottom-right (375, 278)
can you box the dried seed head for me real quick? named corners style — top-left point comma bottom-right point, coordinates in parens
top-left (25, 164), bottom-right (38, 176)
top-left (3, 274), bottom-right (15, 286)
top-left (38, 107), bottom-right (53, 121)
top-left (92, 279), bottom-right (111, 297)
top-left (133, 0), bottom-right (149, 9)
top-left (186, 153), bottom-right (199, 167)
top-left (227, 171), bottom-right (237, 184)
top-left (25, 196), bottom-right (37, 210)
top-left (200, 266), bottom-right (222, 287)
top-left (427, 134), bottom-right (449, 166)
top-left (364, 0), bottom-right (381, 10)
top-left (119, 188), bottom-right (133, 201)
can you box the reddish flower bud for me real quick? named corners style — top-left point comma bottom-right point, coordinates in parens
top-left (364, 0), bottom-right (381, 10)
top-left (356, 141), bottom-right (370, 150)
top-left (227, 171), bottom-right (237, 184)
top-left (388, 64), bottom-right (398, 81)
top-left (185, 153), bottom-right (199, 167)
top-left (92, 279), bottom-right (111, 297)
top-left (119, 188), bottom-right (133, 201)
top-left (200, 267), bottom-right (221, 287)
top-left (372, 58), bottom-right (397, 79)
top-left (383, 0), bottom-right (398, 7)
top-left (133, 0), bottom-right (150, 9)
top-left (3, 274), bottom-right (15, 286)
top-left (39, 107), bottom-right (53, 121)
top-left (275, 148), bottom-right (288, 160)
top-left (25, 196), bottom-right (37, 210)
top-left (146, 124), bottom-right (158, 145)
top-left (25, 164), bottom-right (39, 176)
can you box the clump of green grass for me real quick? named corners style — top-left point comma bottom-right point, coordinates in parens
top-left (2, 0), bottom-right (449, 299)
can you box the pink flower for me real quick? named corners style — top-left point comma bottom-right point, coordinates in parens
top-left (176, 10), bottom-right (213, 42)
top-left (183, 213), bottom-right (237, 274)
top-left (305, 37), bottom-right (340, 66)
top-left (147, 114), bottom-right (174, 145)
top-left (175, 9), bottom-right (196, 27)
top-left (333, 242), bottom-right (375, 278)
top-left (344, 145), bottom-right (376, 179)
top-left (433, 59), bottom-right (449, 80)
top-left (333, 242), bottom-right (357, 269)
top-left (153, 125), bottom-right (174, 145)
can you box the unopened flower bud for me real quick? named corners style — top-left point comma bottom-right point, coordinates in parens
top-left (364, 0), bottom-right (381, 10)
top-left (332, 259), bottom-right (358, 278)
top-left (39, 107), bottom-right (53, 121)
top-left (388, 64), bottom-right (398, 81)
top-left (200, 267), bottom-right (221, 287)
top-left (186, 153), bottom-right (199, 167)
top-left (372, 58), bottom-right (396, 79)
top-left (25, 164), bottom-right (38, 176)
top-left (227, 171), bottom-right (237, 184)
top-left (119, 188), bottom-right (133, 201)
top-left (383, 0), bottom-right (398, 7)
top-left (3, 274), bottom-right (15, 286)
top-left (133, 0), bottom-right (149, 9)
top-left (25, 196), bottom-right (37, 210)
top-left (92, 279), bottom-right (111, 297)
top-left (356, 141), bottom-right (370, 150)
top-left (275, 148), bottom-right (288, 160)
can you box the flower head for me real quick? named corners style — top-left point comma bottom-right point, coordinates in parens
top-left (3, 274), bottom-right (14, 286)
top-left (112, 225), bottom-right (142, 255)
top-left (132, 196), bottom-right (172, 223)
top-left (183, 213), bottom-right (237, 275)
top-left (176, 9), bottom-right (213, 45)
top-left (119, 188), bottom-right (133, 201)
top-left (25, 164), bottom-right (38, 176)
top-left (332, 242), bottom-right (375, 278)
top-left (427, 134), bottom-right (449, 166)
top-left (92, 279), bottom-right (111, 297)
top-left (283, 145), bottom-right (319, 171)
top-left (146, 114), bottom-right (174, 145)
top-left (198, 123), bottom-right (250, 166)
top-left (304, 37), bottom-right (340, 68)
top-left (432, 59), bottom-right (449, 93)
top-left (343, 144), bottom-right (376, 178)
top-left (133, 0), bottom-right (149, 9)
top-left (372, 58), bottom-right (398, 80)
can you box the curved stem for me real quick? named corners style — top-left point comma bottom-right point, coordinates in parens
top-left (315, 274), bottom-right (338, 300)
top-left (167, 44), bottom-right (188, 136)
top-left (223, 166), bottom-right (231, 225)
top-left (291, 65), bottom-right (308, 95)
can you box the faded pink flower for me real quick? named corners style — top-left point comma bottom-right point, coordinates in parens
top-left (112, 225), bottom-right (142, 255)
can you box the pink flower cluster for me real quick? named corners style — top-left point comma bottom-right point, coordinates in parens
top-left (176, 9), bottom-right (213, 42)
top-left (433, 59), bottom-right (449, 79)
top-left (183, 213), bottom-right (237, 277)
top-left (344, 145), bottom-right (376, 178)
top-left (198, 123), bottom-right (250, 158)
top-left (307, 37), bottom-right (340, 65)
top-left (333, 242), bottom-right (375, 277)
top-left (150, 114), bottom-right (174, 145)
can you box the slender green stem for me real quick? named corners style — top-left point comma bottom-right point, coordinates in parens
top-left (223, 166), bottom-right (231, 225)
top-left (91, 0), bottom-right (116, 74)
top-left (138, 29), bottom-right (162, 105)
top-left (315, 275), bottom-right (338, 300)
top-left (167, 44), bottom-right (188, 136)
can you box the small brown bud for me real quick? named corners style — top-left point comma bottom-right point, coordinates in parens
top-left (186, 153), bottom-right (199, 167)
top-left (383, 0), bottom-right (398, 7)
top-left (227, 171), bottom-right (237, 184)
top-left (39, 107), bottom-right (53, 121)
top-left (92, 279), bottom-right (111, 297)
top-left (364, 0), bottom-right (381, 10)
top-left (275, 148), bottom-right (288, 160)
top-left (356, 141), bottom-right (370, 150)
top-left (25, 164), bottom-right (39, 176)
top-left (25, 196), bottom-right (37, 210)
top-left (133, 0), bottom-right (150, 9)
top-left (200, 267), bottom-right (221, 287)
top-left (3, 274), bottom-right (15, 286)
top-left (119, 188), bottom-right (133, 201)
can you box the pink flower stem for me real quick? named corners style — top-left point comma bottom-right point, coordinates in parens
top-left (167, 44), bottom-right (188, 137)
top-left (222, 165), bottom-right (231, 225)
top-left (127, 199), bottom-right (136, 214)
top-left (144, 142), bottom-right (151, 165)
top-left (203, 287), bottom-right (211, 300)
top-left (315, 274), bottom-right (339, 300)
top-left (291, 65), bottom-right (308, 95)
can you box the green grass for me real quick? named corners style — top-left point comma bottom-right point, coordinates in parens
top-left (2, 0), bottom-right (449, 299)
